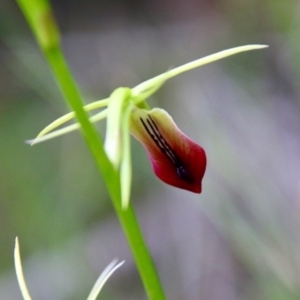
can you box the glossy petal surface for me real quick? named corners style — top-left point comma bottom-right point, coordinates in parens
top-left (130, 107), bottom-right (206, 193)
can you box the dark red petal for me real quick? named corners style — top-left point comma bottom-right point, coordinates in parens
top-left (130, 107), bottom-right (206, 193)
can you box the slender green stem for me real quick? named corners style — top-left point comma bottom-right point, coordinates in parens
top-left (45, 50), bottom-right (165, 300)
top-left (16, 1), bottom-right (166, 299)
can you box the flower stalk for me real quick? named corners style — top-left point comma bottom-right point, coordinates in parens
top-left (17, 0), bottom-right (166, 299)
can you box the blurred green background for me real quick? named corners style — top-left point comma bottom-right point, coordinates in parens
top-left (1, 0), bottom-right (300, 299)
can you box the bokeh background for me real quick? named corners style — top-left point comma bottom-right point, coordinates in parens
top-left (1, 0), bottom-right (300, 299)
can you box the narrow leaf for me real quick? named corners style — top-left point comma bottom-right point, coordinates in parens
top-left (14, 237), bottom-right (32, 300)
top-left (87, 259), bottom-right (125, 300)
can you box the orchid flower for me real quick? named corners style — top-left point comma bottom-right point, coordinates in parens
top-left (28, 45), bottom-right (267, 208)
top-left (130, 107), bottom-right (206, 193)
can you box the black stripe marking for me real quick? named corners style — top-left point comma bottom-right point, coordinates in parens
top-left (140, 116), bottom-right (193, 183)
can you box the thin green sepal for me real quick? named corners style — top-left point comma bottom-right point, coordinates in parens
top-left (28, 109), bottom-right (108, 145)
top-left (133, 45), bottom-right (268, 96)
top-left (104, 88), bottom-right (132, 168)
top-left (34, 98), bottom-right (109, 140)
top-left (120, 103), bottom-right (134, 209)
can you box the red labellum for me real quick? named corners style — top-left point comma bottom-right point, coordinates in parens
top-left (130, 107), bottom-right (206, 193)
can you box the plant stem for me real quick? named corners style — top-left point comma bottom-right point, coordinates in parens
top-left (16, 1), bottom-right (166, 299)
top-left (45, 50), bottom-right (165, 300)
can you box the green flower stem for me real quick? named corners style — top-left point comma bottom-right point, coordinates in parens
top-left (45, 51), bottom-right (166, 300)
top-left (17, 1), bottom-right (166, 299)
